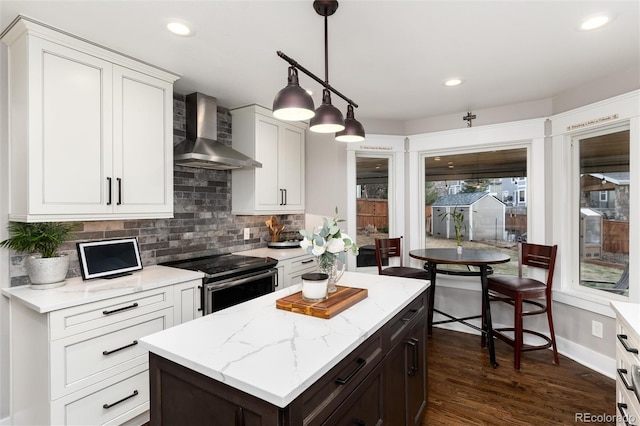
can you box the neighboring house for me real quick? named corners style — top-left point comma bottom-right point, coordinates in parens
top-left (431, 193), bottom-right (506, 241)
top-left (583, 172), bottom-right (630, 221)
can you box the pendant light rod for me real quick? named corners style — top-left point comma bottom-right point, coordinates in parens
top-left (276, 50), bottom-right (359, 109)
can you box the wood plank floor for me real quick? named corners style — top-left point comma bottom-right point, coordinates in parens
top-left (424, 328), bottom-right (616, 425)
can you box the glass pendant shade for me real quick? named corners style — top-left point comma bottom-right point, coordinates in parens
top-left (335, 104), bottom-right (365, 142)
top-left (309, 89), bottom-right (345, 133)
top-left (273, 67), bottom-right (315, 121)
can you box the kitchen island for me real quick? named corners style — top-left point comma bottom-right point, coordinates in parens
top-left (139, 271), bottom-right (430, 425)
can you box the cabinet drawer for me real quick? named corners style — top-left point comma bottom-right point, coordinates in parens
top-left (51, 308), bottom-right (173, 399)
top-left (289, 255), bottom-right (316, 274)
top-left (50, 287), bottom-right (173, 340)
top-left (52, 366), bottom-right (150, 426)
top-left (616, 384), bottom-right (640, 426)
top-left (322, 367), bottom-right (383, 426)
top-left (385, 292), bottom-right (427, 350)
top-left (293, 330), bottom-right (383, 426)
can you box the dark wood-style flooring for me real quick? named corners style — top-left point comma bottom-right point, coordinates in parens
top-left (425, 328), bottom-right (616, 425)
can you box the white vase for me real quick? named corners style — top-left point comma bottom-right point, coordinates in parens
top-left (25, 254), bottom-right (69, 289)
top-left (456, 245), bottom-right (463, 255)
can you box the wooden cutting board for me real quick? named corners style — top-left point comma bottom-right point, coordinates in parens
top-left (276, 285), bottom-right (368, 319)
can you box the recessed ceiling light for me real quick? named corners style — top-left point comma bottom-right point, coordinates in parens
top-left (167, 21), bottom-right (193, 36)
top-left (580, 15), bottom-right (610, 30)
top-left (444, 79), bottom-right (462, 87)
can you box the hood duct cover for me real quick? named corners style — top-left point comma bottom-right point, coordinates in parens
top-left (174, 92), bottom-right (262, 170)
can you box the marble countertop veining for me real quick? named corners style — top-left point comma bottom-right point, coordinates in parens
top-left (1, 265), bottom-right (205, 313)
top-left (138, 271), bottom-right (429, 408)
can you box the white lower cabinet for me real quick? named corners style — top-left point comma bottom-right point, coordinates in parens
top-left (277, 254), bottom-right (317, 289)
top-left (7, 277), bottom-right (202, 425)
top-left (612, 303), bottom-right (640, 426)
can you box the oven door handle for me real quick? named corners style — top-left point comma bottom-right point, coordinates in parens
top-left (206, 269), bottom-right (277, 292)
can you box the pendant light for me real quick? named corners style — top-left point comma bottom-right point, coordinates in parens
top-left (273, 0), bottom-right (365, 140)
top-left (273, 67), bottom-right (315, 121)
top-left (335, 104), bottom-right (365, 142)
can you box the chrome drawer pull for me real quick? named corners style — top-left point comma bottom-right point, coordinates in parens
top-left (617, 334), bottom-right (639, 354)
top-left (103, 390), bottom-right (138, 409)
top-left (103, 303), bottom-right (139, 316)
top-left (617, 368), bottom-right (635, 391)
top-left (335, 357), bottom-right (366, 385)
top-left (103, 340), bottom-right (138, 356)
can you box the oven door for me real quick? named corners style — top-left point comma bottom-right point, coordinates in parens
top-left (204, 268), bottom-right (277, 314)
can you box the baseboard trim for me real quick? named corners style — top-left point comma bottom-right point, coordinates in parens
top-left (433, 321), bottom-right (615, 379)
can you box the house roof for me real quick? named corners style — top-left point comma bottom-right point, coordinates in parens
top-left (432, 192), bottom-right (498, 207)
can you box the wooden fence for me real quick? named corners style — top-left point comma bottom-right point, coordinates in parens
top-left (357, 199), bottom-right (388, 230)
top-left (603, 220), bottom-right (629, 254)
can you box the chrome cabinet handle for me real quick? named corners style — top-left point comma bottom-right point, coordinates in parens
top-left (103, 390), bottom-right (138, 409)
top-left (103, 340), bottom-right (138, 356)
top-left (618, 334), bottom-right (639, 354)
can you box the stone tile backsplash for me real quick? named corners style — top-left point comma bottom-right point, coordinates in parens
top-left (8, 93), bottom-right (303, 286)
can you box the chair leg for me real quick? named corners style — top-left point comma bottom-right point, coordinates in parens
top-left (514, 294), bottom-right (524, 371)
top-left (481, 292), bottom-right (487, 348)
top-left (546, 300), bottom-right (560, 366)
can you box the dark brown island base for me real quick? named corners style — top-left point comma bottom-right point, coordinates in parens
top-left (142, 273), bottom-right (429, 425)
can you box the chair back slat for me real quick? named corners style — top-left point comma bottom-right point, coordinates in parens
top-left (519, 242), bottom-right (558, 292)
top-left (374, 237), bottom-right (404, 274)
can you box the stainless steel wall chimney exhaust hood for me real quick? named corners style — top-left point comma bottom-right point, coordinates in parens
top-left (174, 93), bottom-right (262, 170)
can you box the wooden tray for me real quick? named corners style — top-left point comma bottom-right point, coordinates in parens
top-left (276, 286), bottom-right (368, 319)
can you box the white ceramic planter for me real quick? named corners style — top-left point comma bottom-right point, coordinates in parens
top-left (25, 254), bottom-right (69, 289)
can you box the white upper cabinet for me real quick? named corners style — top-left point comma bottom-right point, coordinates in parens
top-left (231, 104), bottom-right (306, 215)
top-left (1, 16), bottom-right (178, 222)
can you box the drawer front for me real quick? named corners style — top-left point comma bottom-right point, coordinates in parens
top-left (51, 308), bottom-right (173, 399)
top-left (616, 383), bottom-right (640, 426)
top-left (289, 255), bottom-right (316, 274)
top-left (322, 367), bottom-right (383, 426)
top-left (52, 367), bottom-right (150, 426)
top-left (288, 265), bottom-right (319, 287)
top-left (50, 287), bottom-right (173, 340)
top-left (294, 330), bottom-right (384, 426)
top-left (386, 292), bottom-right (427, 350)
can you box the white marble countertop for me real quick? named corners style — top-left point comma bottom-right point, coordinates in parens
top-left (611, 301), bottom-right (640, 336)
top-left (1, 265), bottom-right (204, 313)
top-left (234, 247), bottom-right (311, 261)
top-left (139, 271), bottom-right (429, 408)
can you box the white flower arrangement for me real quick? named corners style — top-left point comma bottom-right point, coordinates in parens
top-left (299, 208), bottom-right (359, 269)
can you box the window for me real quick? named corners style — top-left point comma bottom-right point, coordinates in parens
top-left (576, 129), bottom-right (629, 297)
top-left (424, 148), bottom-right (527, 275)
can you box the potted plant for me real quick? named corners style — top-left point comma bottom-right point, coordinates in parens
top-left (0, 222), bottom-right (77, 289)
top-left (439, 208), bottom-right (466, 254)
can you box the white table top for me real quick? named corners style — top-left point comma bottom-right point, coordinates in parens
top-left (1, 265), bottom-right (204, 313)
top-left (139, 271), bottom-right (429, 408)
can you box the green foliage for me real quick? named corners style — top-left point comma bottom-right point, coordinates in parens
top-left (460, 180), bottom-right (490, 193)
top-left (439, 207), bottom-right (466, 245)
top-left (0, 222), bottom-right (77, 258)
top-left (425, 181), bottom-right (440, 205)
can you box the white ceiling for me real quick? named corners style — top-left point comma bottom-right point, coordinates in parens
top-left (1, 1), bottom-right (638, 124)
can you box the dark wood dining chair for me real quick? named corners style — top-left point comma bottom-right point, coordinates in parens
top-left (374, 237), bottom-right (430, 280)
top-left (487, 242), bottom-right (559, 370)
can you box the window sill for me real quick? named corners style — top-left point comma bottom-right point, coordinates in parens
top-left (552, 288), bottom-right (624, 318)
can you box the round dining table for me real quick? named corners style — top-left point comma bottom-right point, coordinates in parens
top-left (409, 248), bottom-right (510, 368)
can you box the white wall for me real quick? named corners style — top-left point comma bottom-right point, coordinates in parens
top-left (0, 33), bottom-right (10, 421)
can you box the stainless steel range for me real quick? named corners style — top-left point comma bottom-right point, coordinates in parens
top-left (161, 254), bottom-right (278, 315)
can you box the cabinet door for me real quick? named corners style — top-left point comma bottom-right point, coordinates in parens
top-left (384, 320), bottom-right (427, 426)
top-left (279, 124), bottom-right (305, 211)
top-left (173, 280), bottom-right (203, 324)
top-left (322, 368), bottom-right (384, 426)
top-left (112, 65), bottom-right (174, 216)
top-left (28, 37), bottom-right (113, 216)
top-left (255, 114), bottom-right (281, 210)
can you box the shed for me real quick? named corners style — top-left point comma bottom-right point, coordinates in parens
top-left (431, 193), bottom-right (506, 241)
